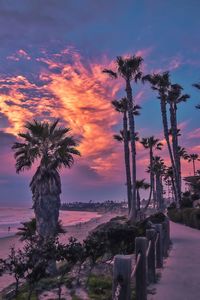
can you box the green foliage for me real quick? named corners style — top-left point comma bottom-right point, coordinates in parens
top-left (87, 274), bottom-right (112, 300)
top-left (84, 217), bottom-right (140, 260)
top-left (168, 208), bottom-right (200, 229)
top-left (147, 212), bottom-right (166, 224)
top-left (180, 191), bottom-right (193, 208)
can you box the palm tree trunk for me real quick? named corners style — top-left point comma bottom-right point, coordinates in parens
top-left (136, 189), bottom-right (140, 211)
top-left (160, 99), bottom-right (180, 204)
top-left (126, 79), bottom-right (137, 222)
top-left (170, 103), bottom-right (182, 200)
top-left (34, 194), bottom-right (60, 240)
top-left (192, 159), bottom-right (196, 175)
top-left (144, 149), bottom-right (154, 210)
top-left (156, 174), bottom-right (162, 211)
top-left (152, 174), bottom-right (157, 208)
top-left (123, 110), bottom-right (132, 212)
top-left (149, 147), bottom-right (154, 204)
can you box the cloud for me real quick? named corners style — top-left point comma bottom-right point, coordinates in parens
top-left (187, 128), bottom-right (200, 139)
top-left (7, 49), bottom-right (31, 61)
top-left (0, 48), bottom-right (125, 183)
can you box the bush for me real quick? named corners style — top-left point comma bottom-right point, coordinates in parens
top-left (167, 209), bottom-right (183, 223)
top-left (85, 217), bottom-right (140, 259)
top-left (168, 208), bottom-right (200, 230)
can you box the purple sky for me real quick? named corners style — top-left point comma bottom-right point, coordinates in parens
top-left (0, 0), bottom-right (200, 206)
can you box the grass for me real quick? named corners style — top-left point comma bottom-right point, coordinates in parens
top-left (87, 274), bottom-right (136, 300)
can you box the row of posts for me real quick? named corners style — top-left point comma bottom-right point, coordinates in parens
top-left (112, 218), bottom-right (170, 300)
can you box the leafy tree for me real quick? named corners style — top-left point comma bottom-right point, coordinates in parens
top-left (0, 247), bottom-right (26, 297)
top-left (103, 55), bottom-right (143, 222)
top-left (12, 119), bottom-right (80, 241)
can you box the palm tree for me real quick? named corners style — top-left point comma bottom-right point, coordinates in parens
top-left (140, 136), bottom-right (163, 208)
top-left (103, 55), bottom-right (143, 222)
top-left (143, 72), bottom-right (180, 204)
top-left (168, 83), bottom-right (190, 194)
top-left (150, 156), bottom-right (166, 211)
top-left (164, 166), bottom-right (176, 201)
top-left (135, 179), bottom-right (150, 211)
top-left (192, 83), bottom-right (200, 109)
top-left (187, 154), bottom-right (200, 176)
top-left (112, 98), bottom-right (132, 212)
top-left (113, 129), bottom-right (139, 212)
top-left (12, 120), bottom-right (80, 241)
top-left (17, 218), bottom-right (65, 242)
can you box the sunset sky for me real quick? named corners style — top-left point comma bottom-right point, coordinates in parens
top-left (0, 0), bottom-right (200, 206)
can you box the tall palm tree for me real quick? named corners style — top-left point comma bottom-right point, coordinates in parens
top-left (164, 166), bottom-right (176, 201)
top-left (135, 179), bottom-right (150, 211)
top-left (143, 72), bottom-right (180, 204)
top-left (103, 55), bottom-right (143, 222)
top-left (112, 98), bottom-right (132, 212)
top-left (12, 120), bottom-right (80, 241)
top-left (168, 83), bottom-right (190, 194)
top-left (150, 156), bottom-right (166, 211)
top-left (140, 136), bottom-right (163, 208)
top-left (187, 154), bottom-right (200, 176)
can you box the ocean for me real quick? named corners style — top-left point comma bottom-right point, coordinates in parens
top-left (0, 206), bottom-right (101, 239)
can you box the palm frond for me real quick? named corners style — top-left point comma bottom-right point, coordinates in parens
top-left (193, 83), bottom-right (200, 90)
top-left (102, 69), bottom-right (117, 78)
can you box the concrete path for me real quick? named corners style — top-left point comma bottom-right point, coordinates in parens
top-left (149, 221), bottom-right (200, 300)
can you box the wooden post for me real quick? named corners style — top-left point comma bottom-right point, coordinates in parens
top-left (135, 237), bottom-right (147, 300)
top-left (155, 224), bottom-right (163, 268)
top-left (146, 229), bottom-right (156, 283)
top-left (112, 255), bottom-right (132, 300)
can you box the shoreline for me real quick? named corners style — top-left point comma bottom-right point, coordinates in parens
top-left (0, 211), bottom-right (121, 292)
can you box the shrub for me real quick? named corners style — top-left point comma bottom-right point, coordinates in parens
top-left (167, 209), bottom-right (183, 223)
top-left (168, 208), bottom-right (200, 230)
top-left (85, 217), bottom-right (140, 259)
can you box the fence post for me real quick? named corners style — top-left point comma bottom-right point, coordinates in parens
top-left (112, 255), bottom-right (132, 300)
top-left (155, 224), bottom-right (163, 268)
top-left (135, 237), bottom-right (147, 300)
top-left (146, 229), bottom-right (156, 284)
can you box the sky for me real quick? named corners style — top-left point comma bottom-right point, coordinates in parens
top-left (0, 0), bottom-right (200, 206)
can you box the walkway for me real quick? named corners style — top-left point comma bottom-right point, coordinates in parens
top-left (149, 221), bottom-right (200, 300)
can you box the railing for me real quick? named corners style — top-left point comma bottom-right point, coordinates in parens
top-left (112, 218), bottom-right (170, 300)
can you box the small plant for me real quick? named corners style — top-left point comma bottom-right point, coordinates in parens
top-left (0, 247), bottom-right (26, 297)
top-left (88, 274), bottom-right (112, 300)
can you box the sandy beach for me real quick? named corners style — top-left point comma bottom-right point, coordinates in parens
top-left (0, 211), bottom-right (119, 292)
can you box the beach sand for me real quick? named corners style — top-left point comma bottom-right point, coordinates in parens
top-left (0, 211), bottom-right (120, 292)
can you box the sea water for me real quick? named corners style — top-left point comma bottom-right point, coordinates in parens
top-left (0, 206), bottom-right (101, 239)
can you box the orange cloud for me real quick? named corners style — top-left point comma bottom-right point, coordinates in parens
top-left (0, 49), bottom-right (127, 181)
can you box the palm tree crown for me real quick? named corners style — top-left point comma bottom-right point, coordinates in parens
top-left (12, 119), bottom-right (80, 174)
top-left (103, 55), bottom-right (143, 81)
top-left (140, 136), bottom-right (163, 151)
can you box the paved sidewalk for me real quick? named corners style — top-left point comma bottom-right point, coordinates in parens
top-left (149, 221), bottom-right (200, 300)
